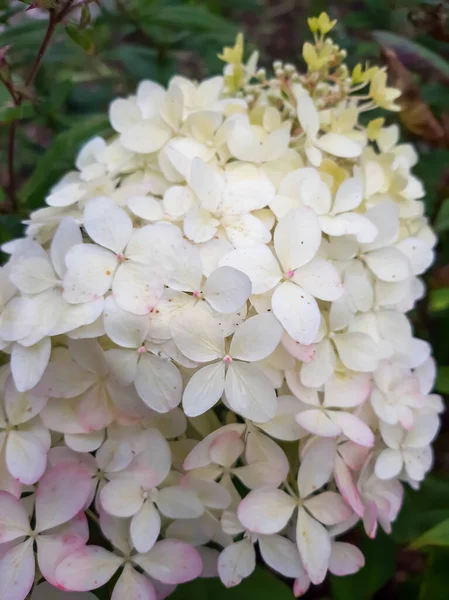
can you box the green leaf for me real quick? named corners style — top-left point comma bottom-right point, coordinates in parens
top-left (0, 20), bottom-right (47, 50)
top-left (0, 101), bottom-right (34, 123)
top-left (419, 549), bottom-right (449, 600)
top-left (170, 566), bottom-right (291, 600)
top-left (429, 289), bottom-right (449, 313)
top-left (65, 24), bottom-right (95, 53)
top-left (19, 114), bottom-right (111, 209)
top-left (330, 529), bottom-right (396, 600)
top-left (108, 44), bottom-right (158, 81)
top-left (436, 367), bottom-right (449, 393)
top-left (372, 31), bottom-right (449, 80)
top-left (411, 518), bottom-right (449, 549)
top-left (149, 5), bottom-right (237, 34)
top-left (393, 477), bottom-right (449, 544)
top-left (434, 199), bottom-right (449, 233)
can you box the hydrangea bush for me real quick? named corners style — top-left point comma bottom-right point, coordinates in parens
top-left (0, 13), bottom-right (442, 599)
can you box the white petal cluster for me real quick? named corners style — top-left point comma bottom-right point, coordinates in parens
top-left (0, 39), bottom-right (441, 599)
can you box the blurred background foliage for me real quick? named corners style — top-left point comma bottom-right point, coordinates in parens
top-left (2, 0), bottom-right (449, 598)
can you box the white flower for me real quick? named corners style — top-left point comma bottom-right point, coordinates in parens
top-left (375, 414), bottom-right (440, 482)
top-left (170, 303), bottom-right (282, 421)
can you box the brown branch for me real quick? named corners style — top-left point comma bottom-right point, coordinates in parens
top-left (3, 1), bottom-right (75, 213)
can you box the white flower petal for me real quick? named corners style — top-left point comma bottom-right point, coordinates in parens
top-left (11, 338), bottom-right (51, 392)
top-left (170, 303), bottom-right (224, 362)
top-left (237, 488), bottom-right (296, 534)
top-left (219, 245), bottom-right (282, 295)
top-left (135, 354), bottom-right (182, 413)
top-left (274, 207), bottom-right (321, 272)
top-left (293, 258), bottom-right (344, 301)
top-left (131, 501), bottom-right (161, 554)
top-left (364, 247), bottom-right (411, 282)
top-left (218, 539), bottom-right (256, 588)
top-left (333, 332), bottom-right (379, 372)
top-left (63, 244), bottom-right (116, 304)
top-left (84, 197), bottom-right (132, 254)
top-left (272, 282), bottom-right (320, 345)
top-left (182, 362), bottom-right (226, 418)
top-left (203, 266), bottom-right (251, 314)
top-left (230, 312), bottom-right (283, 362)
top-left (296, 506), bottom-right (331, 585)
top-left (225, 362), bottom-right (277, 423)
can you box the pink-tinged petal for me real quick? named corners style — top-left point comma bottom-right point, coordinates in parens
top-left (338, 441), bottom-right (370, 471)
top-left (0, 491), bottom-right (31, 543)
top-left (237, 488), bottom-right (296, 535)
top-left (208, 431), bottom-right (244, 467)
top-left (217, 539), bottom-right (256, 588)
top-left (78, 383), bottom-right (114, 432)
top-left (182, 424), bottom-right (246, 470)
top-left (56, 546), bottom-right (123, 591)
top-left (0, 538), bottom-right (35, 600)
top-left (363, 501), bottom-right (378, 539)
top-left (329, 542), bottom-right (365, 576)
top-left (295, 410), bottom-right (342, 438)
top-left (281, 333), bottom-right (316, 362)
top-left (327, 412), bottom-right (374, 447)
top-left (134, 539), bottom-right (203, 584)
top-left (0, 458), bottom-right (22, 498)
top-left (304, 491), bottom-right (353, 526)
top-left (6, 430), bottom-right (48, 485)
top-left (293, 572), bottom-right (311, 597)
top-left (258, 535), bottom-right (303, 579)
top-left (296, 507), bottom-right (331, 585)
top-left (100, 479), bottom-right (144, 518)
top-left (297, 438), bottom-right (336, 498)
top-left (334, 455), bottom-right (364, 517)
top-left (324, 372), bottom-right (371, 409)
top-left (35, 464), bottom-right (92, 533)
top-left (112, 564), bottom-right (157, 600)
top-left (36, 527), bottom-right (87, 586)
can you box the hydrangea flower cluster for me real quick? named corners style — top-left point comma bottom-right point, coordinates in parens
top-left (0, 14), bottom-right (442, 599)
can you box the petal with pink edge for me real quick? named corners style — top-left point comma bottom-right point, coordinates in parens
top-left (334, 455), bottom-right (364, 517)
top-left (56, 546), bottom-right (123, 592)
top-left (217, 539), bottom-right (256, 588)
top-left (35, 463), bottom-right (92, 533)
top-left (0, 538), bottom-right (35, 600)
top-left (237, 488), bottom-right (296, 535)
top-left (329, 542), bottom-right (365, 576)
top-left (6, 430), bottom-right (48, 485)
top-left (0, 491), bottom-right (30, 543)
top-left (133, 539), bottom-right (202, 584)
top-left (327, 411), bottom-right (374, 447)
top-left (112, 564), bottom-right (157, 600)
top-left (296, 507), bottom-right (331, 585)
top-left (304, 491), bottom-right (353, 526)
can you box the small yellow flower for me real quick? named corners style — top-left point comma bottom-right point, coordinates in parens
top-left (302, 42), bottom-right (332, 71)
top-left (218, 32), bottom-right (244, 66)
top-left (367, 118), bottom-right (385, 141)
top-left (308, 12), bottom-right (337, 36)
top-left (219, 33), bottom-right (245, 92)
top-left (317, 12), bottom-right (337, 35)
top-left (352, 63), bottom-right (379, 85)
top-left (369, 70), bottom-right (401, 111)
